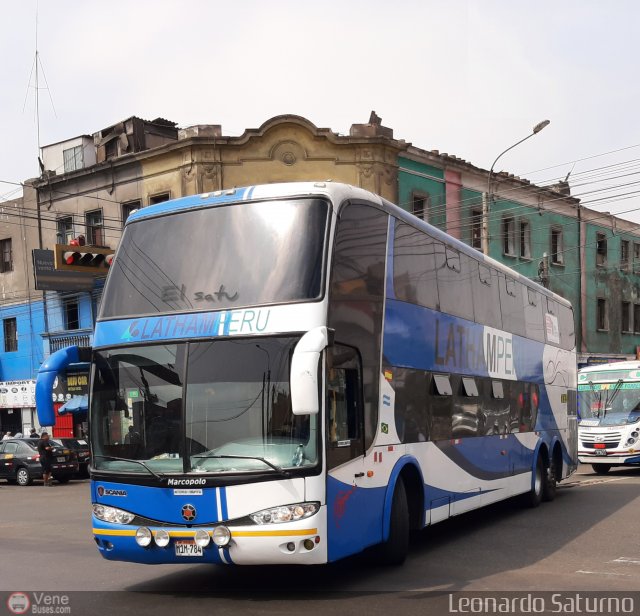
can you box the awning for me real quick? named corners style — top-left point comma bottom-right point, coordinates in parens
top-left (58, 394), bottom-right (88, 415)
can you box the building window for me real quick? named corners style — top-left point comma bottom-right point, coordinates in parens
top-left (57, 216), bottom-right (74, 244)
top-left (551, 227), bottom-right (564, 265)
top-left (3, 317), bottom-right (17, 352)
top-left (85, 210), bottom-right (104, 246)
top-left (635, 304), bottom-right (640, 334)
top-left (634, 243), bottom-right (640, 273)
top-left (519, 219), bottom-right (531, 259)
top-left (121, 200), bottom-right (141, 228)
top-left (62, 145), bottom-right (83, 173)
top-left (149, 193), bottom-right (170, 206)
top-left (597, 298), bottom-right (608, 331)
top-left (596, 232), bottom-right (607, 267)
top-left (621, 240), bottom-right (630, 271)
top-left (502, 217), bottom-right (516, 256)
top-left (64, 299), bottom-right (80, 331)
top-left (0, 238), bottom-right (12, 273)
top-left (411, 193), bottom-right (429, 222)
top-left (471, 208), bottom-right (482, 250)
top-left (622, 301), bottom-right (631, 333)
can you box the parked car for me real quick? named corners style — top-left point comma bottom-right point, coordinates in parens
top-left (51, 437), bottom-right (90, 478)
top-left (0, 438), bottom-right (78, 486)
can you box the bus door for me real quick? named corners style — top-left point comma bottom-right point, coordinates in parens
top-left (325, 345), bottom-right (374, 560)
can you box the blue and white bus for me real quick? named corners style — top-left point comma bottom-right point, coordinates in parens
top-left (578, 361), bottom-right (640, 474)
top-left (36, 182), bottom-right (577, 566)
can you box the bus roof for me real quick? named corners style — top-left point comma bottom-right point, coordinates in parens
top-left (126, 181), bottom-right (570, 308)
top-left (579, 361), bottom-right (640, 374)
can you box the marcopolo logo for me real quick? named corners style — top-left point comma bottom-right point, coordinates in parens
top-left (167, 477), bottom-right (206, 487)
top-left (7, 593), bottom-right (30, 615)
top-left (97, 486), bottom-right (127, 497)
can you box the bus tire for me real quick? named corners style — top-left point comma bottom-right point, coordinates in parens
top-left (375, 478), bottom-right (409, 566)
top-left (542, 458), bottom-right (557, 502)
top-left (521, 455), bottom-right (544, 508)
top-left (591, 464), bottom-right (611, 475)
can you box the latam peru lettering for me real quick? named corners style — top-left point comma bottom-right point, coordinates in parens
top-left (434, 320), bottom-right (516, 379)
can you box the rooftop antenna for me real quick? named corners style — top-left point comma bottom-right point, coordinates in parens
top-left (23, 0), bottom-right (57, 176)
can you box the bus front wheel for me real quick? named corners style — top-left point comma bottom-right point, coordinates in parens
top-left (374, 478), bottom-right (409, 566)
top-left (592, 464), bottom-right (611, 475)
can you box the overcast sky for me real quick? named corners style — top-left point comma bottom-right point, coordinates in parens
top-left (1, 1), bottom-right (640, 220)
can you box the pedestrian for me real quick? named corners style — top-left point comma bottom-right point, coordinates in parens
top-left (28, 428), bottom-right (38, 439)
top-left (2, 431), bottom-right (12, 440)
top-left (14, 431), bottom-right (23, 438)
top-left (37, 431), bottom-right (54, 486)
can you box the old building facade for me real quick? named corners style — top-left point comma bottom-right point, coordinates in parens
top-left (1, 111), bottom-right (639, 433)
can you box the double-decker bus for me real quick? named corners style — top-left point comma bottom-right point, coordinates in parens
top-left (36, 182), bottom-right (577, 566)
top-left (578, 361), bottom-right (640, 474)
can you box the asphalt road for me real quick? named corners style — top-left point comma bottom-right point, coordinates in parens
top-left (1, 465), bottom-right (640, 615)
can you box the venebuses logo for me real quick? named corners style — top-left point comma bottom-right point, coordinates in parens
top-left (7, 592), bottom-right (30, 615)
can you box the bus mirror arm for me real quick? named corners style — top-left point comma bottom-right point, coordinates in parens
top-left (290, 327), bottom-right (330, 416)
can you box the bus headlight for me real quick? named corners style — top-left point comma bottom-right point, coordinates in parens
top-left (626, 436), bottom-right (638, 446)
top-left (135, 527), bottom-right (153, 547)
top-left (93, 504), bottom-right (135, 525)
top-left (249, 502), bottom-right (319, 525)
top-left (194, 529), bottom-right (211, 548)
top-left (154, 529), bottom-right (171, 547)
top-left (212, 526), bottom-right (231, 547)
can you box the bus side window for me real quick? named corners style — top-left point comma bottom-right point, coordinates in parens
top-left (392, 367), bottom-right (429, 443)
top-left (429, 373), bottom-right (453, 440)
top-left (437, 247), bottom-right (475, 322)
top-left (558, 304), bottom-right (576, 350)
top-left (524, 288), bottom-right (545, 342)
top-left (472, 265), bottom-right (502, 329)
top-left (453, 376), bottom-right (480, 437)
top-left (327, 346), bottom-right (362, 447)
top-left (393, 221), bottom-right (440, 310)
top-left (500, 276), bottom-right (526, 337)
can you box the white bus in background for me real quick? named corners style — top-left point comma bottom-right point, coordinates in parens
top-left (578, 361), bottom-right (640, 474)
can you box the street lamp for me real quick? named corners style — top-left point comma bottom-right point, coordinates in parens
top-left (482, 120), bottom-right (550, 255)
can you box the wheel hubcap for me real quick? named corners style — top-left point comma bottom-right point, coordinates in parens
top-left (18, 470), bottom-right (28, 484)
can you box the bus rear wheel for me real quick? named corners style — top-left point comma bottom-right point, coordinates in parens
top-left (591, 464), bottom-right (611, 475)
top-left (521, 455), bottom-right (544, 508)
top-left (542, 457), bottom-right (558, 502)
top-left (374, 478), bottom-right (409, 566)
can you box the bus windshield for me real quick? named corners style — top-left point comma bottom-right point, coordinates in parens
top-left (90, 338), bottom-right (318, 475)
top-left (578, 380), bottom-right (640, 425)
top-left (99, 198), bottom-right (329, 319)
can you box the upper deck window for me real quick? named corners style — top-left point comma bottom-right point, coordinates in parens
top-left (99, 198), bottom-right (330, 319)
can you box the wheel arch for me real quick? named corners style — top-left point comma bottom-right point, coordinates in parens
top-left (382, 456), bottom-right (425, 542)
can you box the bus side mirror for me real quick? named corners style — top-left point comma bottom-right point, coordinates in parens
top-left (290, 327), bottom-right (330, 416)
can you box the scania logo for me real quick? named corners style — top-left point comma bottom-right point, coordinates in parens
top-left (182, 504), bottom-right (197, 522)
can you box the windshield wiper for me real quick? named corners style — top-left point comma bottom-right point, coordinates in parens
top-left (588, 380), bottom-right (601, 417)
top-left (191, 453), bottom-right (290, 477)
top-left (93, 454), bottom-right (167, 481)
top-left (603, 379), bottom-right (624, 418)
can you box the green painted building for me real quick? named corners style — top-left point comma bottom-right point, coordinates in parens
top-left (396, 147), bottom-right (640, 366)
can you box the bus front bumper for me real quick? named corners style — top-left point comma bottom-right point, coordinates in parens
top-left (578, 451), bottom-right (640, 465)
top-left (92, 511), bottom-right (328, 565)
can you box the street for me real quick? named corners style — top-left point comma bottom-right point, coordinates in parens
top-left (1, 465), bottom-right (640, 614)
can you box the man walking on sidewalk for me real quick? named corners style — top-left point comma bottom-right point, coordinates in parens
top-left (38, 432), bottom-right (54, 486)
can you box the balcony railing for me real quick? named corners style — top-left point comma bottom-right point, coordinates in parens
top-left (44, 328), bottom-right (93, 355)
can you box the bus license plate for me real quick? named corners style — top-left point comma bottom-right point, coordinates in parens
top-left (594, 450), bottom-right (607, 456)
top-left (175, 541), bottom-right (202, 557)
top-left (56, 457), bottom-right (65, 462)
